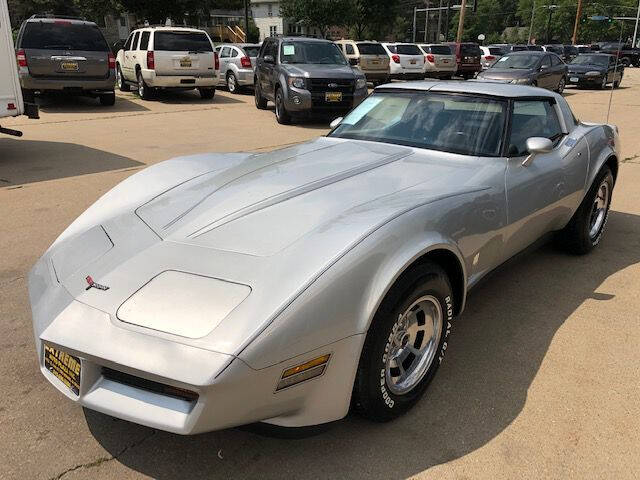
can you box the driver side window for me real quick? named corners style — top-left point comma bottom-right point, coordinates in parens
top-left (508, 100), bottom-right (563, 156)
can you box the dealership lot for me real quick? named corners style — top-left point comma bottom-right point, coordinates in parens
top-left (1, 75), bottom-right (639, 479)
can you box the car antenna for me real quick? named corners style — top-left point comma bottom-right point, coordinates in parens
top-left (606, 19), bottom-right (625, 123)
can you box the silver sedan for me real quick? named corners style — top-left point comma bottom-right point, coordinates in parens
top-left (29, 82), bottom-right (619, 434)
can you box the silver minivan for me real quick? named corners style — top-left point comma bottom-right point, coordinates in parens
top-left (215, 43), bottom-right (260, 93)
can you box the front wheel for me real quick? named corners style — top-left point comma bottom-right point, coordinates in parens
top-left (136, 70), bottom-right (153, 100)
top-left (557, 166), bottom-right (614, 254)
top-left (117, 66), bottom-right (130, 92)
top-left (353, 262), bottom-right (454, 421)
top-left (275, 88), bottom-right (291, 125)
top-left (614, 75), bottom-right (622, 88)
top-left (599, 75), bottom-right (608, 89)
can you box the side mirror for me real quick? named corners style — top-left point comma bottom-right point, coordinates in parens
top-left (539, 64), bottom-right (548, 70)
top-left (329, 117), bottom-right (343, 129)
top-left (264, 55), bottom-right (275, 64)
top-left (349, 58), bottom-right (359, 66)
top-left (522, 137), bottom-right (553, 166)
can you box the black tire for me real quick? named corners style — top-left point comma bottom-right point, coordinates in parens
top-left (556, 76), bottom-right (566, 93)
top-left (275, 87), bottom-right (291, 125)
top-left (21, 88), bottom-right (35, 104)
top-left (199, 87), bottom-right (215, 99)
top-left (557, 166), bottom-right (614, 255)
top-left (116, 65), bottom-right (130, 92)
top-left (621, 57), bottom-right (630, 67)
top-left (254, 77), bottom-right (267, 109)
top-left (614, 75), bottom-right (622, 88)
top-left (227, 72), bottom-right (239, 94)
top-left (136, 70), bottom-right (153, 100)
top-left (599, 75), bottom-right (608, 89)
top-left (353, 262), bottom-right (454, 422)
top-left (99, 91), bottom-right (116, 106)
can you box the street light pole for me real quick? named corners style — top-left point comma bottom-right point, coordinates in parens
top-left (633, 0), bottom-right (640, 47)
top-left (572, 0), bottom-right (583, 44)
top-left (528, 0), bottom-right (536, 44)
top-left (546, 5), bottom-right (557, 44)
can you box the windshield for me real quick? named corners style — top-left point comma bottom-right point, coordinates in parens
top-left (329, 92), bottom-right (506, 157)
top-left (21, 22), bottom-right (108, 51)
top-left (242, 45), bottom-right (261, 57)
top-left (570, 55), bottom-right (609, 66)
top-left (280, 41), bottom-right (347, 65)
top-left (154, 32), bottom-right (212, 52)
top-left (493, 54), bottom-right (539, 69)
top-left (357, 42), bottom-right (386, 55)
top-left (430, 45), bottom-right (453, 55)
top-left (397, 44), bottom-right (422, 55)
top-left (488, 47), bottom-right (504, 55)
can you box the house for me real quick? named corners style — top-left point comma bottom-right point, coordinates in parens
top-left (251, 0), bottom-right (321, 40)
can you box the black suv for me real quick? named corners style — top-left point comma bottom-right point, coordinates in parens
top-left (16, 15), bottom-right (116, 106)
top-left (254, 36), bottom-right (368, 124)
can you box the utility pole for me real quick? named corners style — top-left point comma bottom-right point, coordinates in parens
top-left (424, 1), bottom-right (429, 42)
top-left (546, 5), bottom-right (557, 44)
top-left (572, 0), bottom-right (583, 45)
top-left (437, 0), bottom-right (443, 42)
top-left (413, 7), bottom-right (417, 42)
top-left (444, 0), bottom-right (451, 41)
top-left (244, 0), bottom-right (249, 42)
top-left (456, 0), bottom-right (468, 43)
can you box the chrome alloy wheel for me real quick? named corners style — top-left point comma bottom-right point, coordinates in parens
top-left (116, 68), bottom-right (123, 89)
top-left (589, 179), bottom-right (610, 239)
top-left (385, 295), bottom-right (443, 395)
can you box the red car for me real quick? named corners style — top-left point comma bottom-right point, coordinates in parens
top-left (445, 42), bottom-right (482, 79)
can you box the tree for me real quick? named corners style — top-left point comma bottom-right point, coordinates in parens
top-left (280, 0), bottom-right (356, 38)
top-left (349, 0), bottom-right (401, 40)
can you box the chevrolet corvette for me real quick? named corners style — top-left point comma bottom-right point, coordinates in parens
top-left (29, 81), bottom-right (619, 434)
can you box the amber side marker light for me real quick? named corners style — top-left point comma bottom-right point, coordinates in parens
top-left (276, 354), bottom-right (331, 391)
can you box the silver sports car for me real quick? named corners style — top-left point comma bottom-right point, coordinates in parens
top-left (29, 82), bottom-right (619, 434)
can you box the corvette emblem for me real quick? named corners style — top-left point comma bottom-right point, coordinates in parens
top-left (85, 275), bottom-right (109, 291)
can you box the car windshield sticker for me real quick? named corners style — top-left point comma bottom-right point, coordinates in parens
top-left (283, 45), bottom-right (295, 56)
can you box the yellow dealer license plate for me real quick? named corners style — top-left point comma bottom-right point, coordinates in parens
top-left (180, 57), bottom-right (192, 67)
top-left (44, 344), bottom-right (81, 396)
top-left (61, 61), bottom-right (78, 71)
top-left (325, 92), bottom-right (342, 102)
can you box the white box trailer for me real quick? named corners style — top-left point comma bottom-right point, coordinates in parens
top-left (0, 0), bottom-right (37, 136)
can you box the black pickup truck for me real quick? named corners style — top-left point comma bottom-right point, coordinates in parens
top-left (598, 43), bottom-right (640, 67)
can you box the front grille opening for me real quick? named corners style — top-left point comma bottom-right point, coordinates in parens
top-left (102, 367), bottom-right (199, 402)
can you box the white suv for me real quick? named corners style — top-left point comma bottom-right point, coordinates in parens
top-left (116, 27), bottom-right (218, 100)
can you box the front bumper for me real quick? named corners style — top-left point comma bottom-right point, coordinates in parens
top-left (567, 74), bottom-right (603, 86)
top-left (142, 69), bottom-right (218, 89)
top-left (20, 71), bottom-right (116, 92)
top-left (284, 85), bottom-right (368, 115)
top-left (29, 254), bottom-right (362, 434)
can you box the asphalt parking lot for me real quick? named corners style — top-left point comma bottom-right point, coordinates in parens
top-left (1, 74), bottom-right (639, 480)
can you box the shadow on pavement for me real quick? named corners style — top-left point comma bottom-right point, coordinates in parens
top-left (85, 210), bottom-right (640, 480)
top-left (151, 89), bottom-right (244, 105)
top-left (0, 139), bottom-right (142, 186)
top-left (36, 94), bottom-right (149, 114)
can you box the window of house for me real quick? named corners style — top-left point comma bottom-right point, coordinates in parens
top-left (119, 16), bottom-right (126, 27)
top-left (269, 25), bottom-right (277, 36)
top-left (268, 3), bottom-right (273, 16)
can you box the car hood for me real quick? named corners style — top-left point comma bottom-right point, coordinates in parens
top-left (568, 64), bottom-right (606, 73)
top-left (39, 138), bottom-right (493, 356)
top-left (478, 68), bottom-right (533, 80)
top-left (281, 63), bottom-right (360, 79)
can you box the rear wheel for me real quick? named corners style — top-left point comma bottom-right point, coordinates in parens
top-left (557, 166), bottom-right (614, 254)
top-left (353, 262), bottom-right (454, 421)
top-left (99, 91), bottom-right (116, 106)
top-left (614, 74), bottom-right (622, 88)
top-left (275, 88), bottom-right (291, 125)
top-left (21, 88), bottom-right (35, 104)
top-left (199, 87), bottom-right (215, 99)
top-left (621, 57), bottom-right (631, 67)
top-left (136, 70), bottom-right (153, 100)
top-left (254, 77), bottom-right (267, 109)
top-left (117, 66), bottom-right (130, 92)
top-left (556, 76), bottom-right (566, 93)
top-left (227, 72), bottom-right (239, 94)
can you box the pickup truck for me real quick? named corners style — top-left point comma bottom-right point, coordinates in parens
top-left (0, 0), bottom-right (38, 136)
